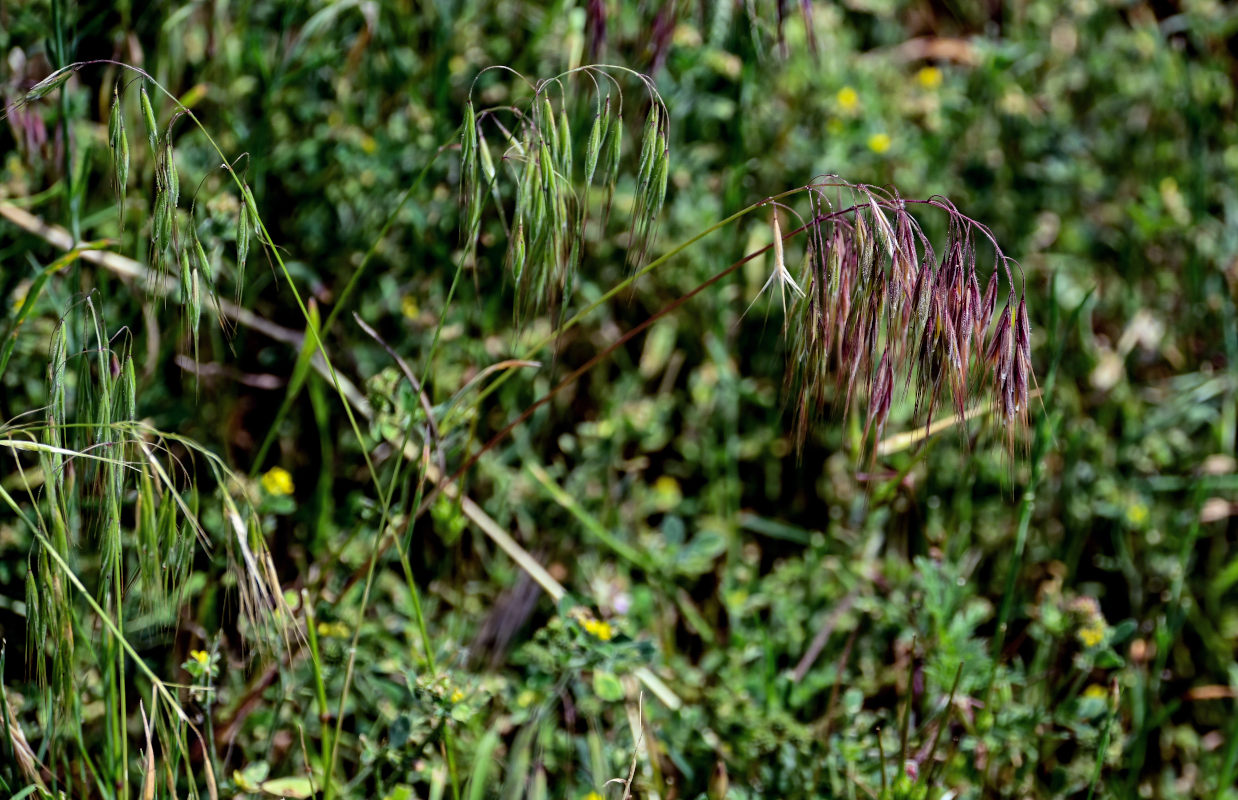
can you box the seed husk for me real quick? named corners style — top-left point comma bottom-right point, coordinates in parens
top-left (584, 106), bottom-right (604, 187)
top-left (193, 229), bottom-right (213, 284)
top-left (140, 85), bottom-right (159, 152)
top-left (559, 106), bottom-right (573, 179)
top-left (539, 95), bottom-right (559, 157)
top-left (237, 198), bottom-right (251, 277)
top-left (23, 67), bottom-right (73, 102)
top-left (164, 143), bottom-right (179, 210)
top-left (109, 90), bottom-right (130, 226)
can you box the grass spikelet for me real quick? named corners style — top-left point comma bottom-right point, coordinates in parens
top-left (192, 226), bottom-right (213, 285)
top-left (539, 94), bottom-right (559, 158)
top-left (108, 87), bottom-right (129, 227)
top-left (22, 65), bottom-right (73, 102)
top-left (584, 102), bottom-right (604, 187)
top-left (24, 569), bottom-right (41, 659)
top-left (559, 104), bottom-right (573, 179)
top-left (237, 193), bottom-right (251, 285)
top-left (190, 268), bottom-right (202, 338)
top-left (179, 245), bottom-right (192, 303)
top-left (478, 127), bottom-right (496, 187)
top-left (602, 111), bottom-right (623, 218)
top-left (461, 100), bottom-right (479, 244)
top-left (163, 141), bottom-right (179, 211)
top-left (152, 190), bottom-right (168, 248)
top-left (48, 321), bottom-right (67, 426)
top-left (649, 137), bottom-right (669, 230)
top-left (628, 105), bottom-right (663, 267)
top-left (636, 105), bottom-right (658, 189)
top-left (461, 99), bottom-right (477, 181)
top-left (122, 354), bottom-right (136, 421)
top-left (856, 209), bottom-right (874, 286)
top-left (753, 209), bottom-right (805, 318)
top-left (140, 84), bottom-right (158, 153)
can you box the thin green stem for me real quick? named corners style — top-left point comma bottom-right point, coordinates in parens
top-left (303, 592), bottom-right (333, 786)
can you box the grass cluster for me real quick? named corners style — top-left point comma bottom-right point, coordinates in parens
top-left (1, 2), bottom-right (1237, 799)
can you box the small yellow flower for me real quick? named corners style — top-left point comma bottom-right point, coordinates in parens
top-left (652, 475), bottom-right (683, 510)
top-left (916, 66), bottom-right (943, 89)
top-left (450, 688), bottom-right (465, 703)
top-left (316, 621), bottom-right (350, 638)
top-left (1078, 622), bottom-right (1106, 648)
top-left (1083, 684), bottom-right (1108, 700)
top-left (360, 134), bottom-right (378, 155)
top-left (1125, 502), bottom-right (1149, 527)
top-left (261, 466), bottom-right (294, 496)
top-left (401, 294), bottom-right (420, 321)
top-left (583, 793), bottom-right (605, 800)
top-left (836, 86), bottom-right (860, 112)
top-left (582, 617), bottom-right (614, 641)
top-left (190, 649), bottom-right (210, 666)
top-left (867, 133), bottom-right (892, 154)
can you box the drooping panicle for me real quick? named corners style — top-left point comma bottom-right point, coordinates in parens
top-left (460, 68), bottom-right (671, 318)
top-left (782, 180), bottom-right (1033, 460)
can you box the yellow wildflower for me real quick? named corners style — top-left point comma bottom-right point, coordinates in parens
top-left (1078, 622), bottom-right (1106, 648)
top-left (583, 794), bottom-right (605, 800)
top-left (450, 688), bottom-right (465, 703)
top-left (867, 133), bottom-right (892, 154)
top-left (261, 466), bottom-right (294, 496)
top-left (360, 134), bottom-right (378, 155)
top-left (917, 66), bottom-right (943, 89)
top-left (582, 617), bottom-right (614, 641)
top-left (1083, 684), bottom-right (1108, 700)
top-left (190, 649), bottom-right (210, 666)
top-left (652, 475), bottom-right (683, 510)
top-left (401, 294), bottom-right (420, 320)
top-left (316, 621), bottom-right (350, 638)
top-left (836, 86), bottom-right (860, 112)
top-left (1125, 502), bottom-right (1149, 527)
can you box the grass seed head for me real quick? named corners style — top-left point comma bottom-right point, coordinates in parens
top-left (163, 142), bottom-right (179, 210)
top-left (584, 109), bottom-right (603, 186)
top-left (559, 105), bottom-right (573, 178)
top-left (539, 95), bottom-right (559, 156)
top-left (237, 194), bottom-right (251, 281)
top-left (22, 66), bottom-right (73, 102)
top-left (777, 183), bottom-right (1034, 460)
top-left (109, 89), bottom-right (129, 225)
top-left (140, 84), bottom-right (158, 153)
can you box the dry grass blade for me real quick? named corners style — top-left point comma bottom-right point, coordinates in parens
top-left (140, 699), bottom-right (157, 800)
top-left (2, 683), bottom-right (48, 790)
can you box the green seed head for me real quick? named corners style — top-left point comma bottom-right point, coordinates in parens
top-left (140, 85), bottom-right (159, 152)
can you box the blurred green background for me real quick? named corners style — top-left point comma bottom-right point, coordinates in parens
top-left (3, 1), bottom-right (1238, 798)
